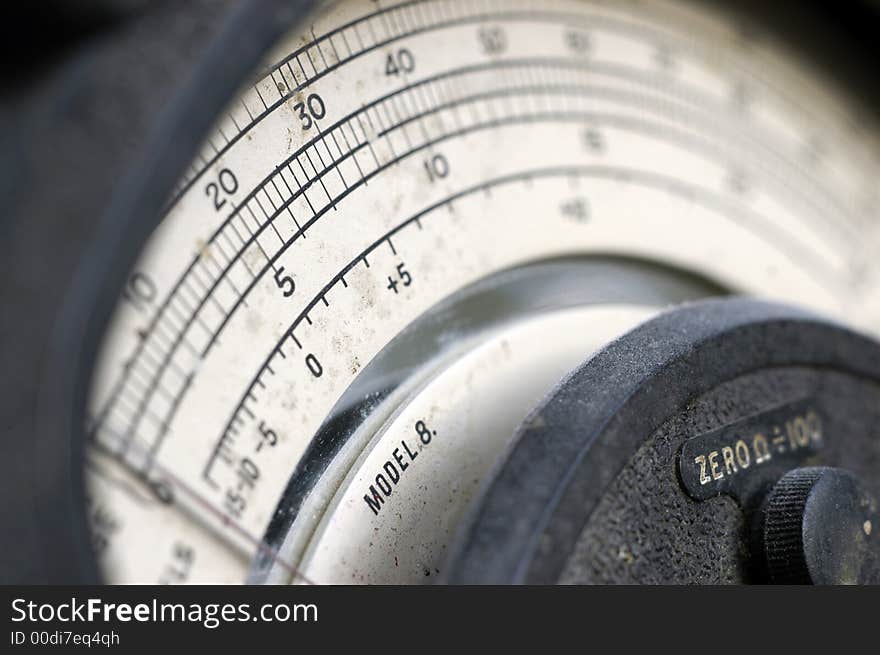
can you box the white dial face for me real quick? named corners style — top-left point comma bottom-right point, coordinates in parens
top-left (85, 0), bottom-right (880, 584)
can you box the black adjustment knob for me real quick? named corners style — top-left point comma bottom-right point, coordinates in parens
top-left (759, 467), bottom-right (878, 584)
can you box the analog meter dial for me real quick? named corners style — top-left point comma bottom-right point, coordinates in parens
top-left (26, 0), bottom-right (880, 583)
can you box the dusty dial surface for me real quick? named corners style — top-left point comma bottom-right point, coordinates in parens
top-left (85, 0), bottom-right (880, 583)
